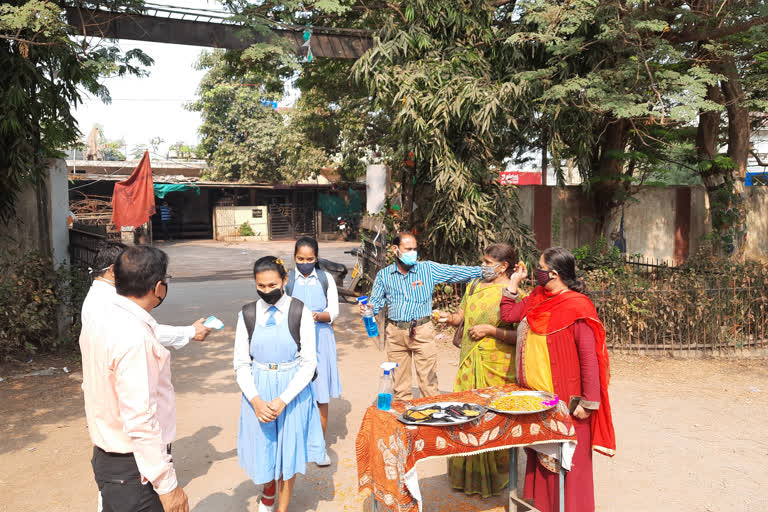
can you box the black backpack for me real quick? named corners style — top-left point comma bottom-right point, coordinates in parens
top-left (241, 297), bottom-right (317, 380)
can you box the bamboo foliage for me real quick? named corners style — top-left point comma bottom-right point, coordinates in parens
top-left (354, 0), bottom-right (537, 263)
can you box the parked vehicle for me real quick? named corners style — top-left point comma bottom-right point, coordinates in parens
top-left (337, 215), bottom-right (358, 241)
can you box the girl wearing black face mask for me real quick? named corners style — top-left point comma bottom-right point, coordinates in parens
top-left (285, 237), bottom-right (341, 466)
top-left (500, 248), bottom-right (615, 512)
top-left (233, 256), bottom-right (326, 512)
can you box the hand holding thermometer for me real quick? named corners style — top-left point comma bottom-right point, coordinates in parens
top-left (203, 316), bottom-right (224, 330)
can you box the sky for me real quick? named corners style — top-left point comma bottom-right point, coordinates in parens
top-left (74, 39), bottom-right (209, 158)
top-left (71, 0), bottom-right (297, 159)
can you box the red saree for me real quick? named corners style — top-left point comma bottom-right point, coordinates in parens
top-left (517, 286), bottom-right (615, 457)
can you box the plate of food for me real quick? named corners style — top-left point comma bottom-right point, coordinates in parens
top-left (486, 391), bottom-right (559, 415)
top-left (398, 402), bottom-right (487, 426)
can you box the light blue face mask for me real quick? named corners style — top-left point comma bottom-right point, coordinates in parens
top-left (399, 249), bottom-right (418, 266)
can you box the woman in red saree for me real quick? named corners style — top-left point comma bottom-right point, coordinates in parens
top-left (500, 247), bottom-right (615, 512)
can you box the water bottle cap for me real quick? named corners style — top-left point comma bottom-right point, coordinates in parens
top-left (383, 369), bottom-right (390, 375)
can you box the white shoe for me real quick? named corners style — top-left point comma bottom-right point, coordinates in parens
top-left (316, 453), bottom-right (332, 467)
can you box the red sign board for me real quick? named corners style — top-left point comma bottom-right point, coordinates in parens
top-left (499, 170), bottom-right (542, 185)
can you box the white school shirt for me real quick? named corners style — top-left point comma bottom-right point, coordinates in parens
top-left (233, 294), bottom-right (316, 405)
top-left (292, 268), bottom-right (340, 323)
top-left (82, 280), bottom-right (196, 349)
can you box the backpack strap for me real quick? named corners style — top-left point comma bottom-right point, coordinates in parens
top-left (285, 270), bottom-right (296, 296)
top-left (241, 301), bottom-right (259, 361)
top-left (286, 268), bottom-right (328, 299)
top-left (287, 297), bottom-right (304, 352)
top-left (316, 269), bottom-right (329, 297)
top-left (286, 297), bottom-right (317, 381)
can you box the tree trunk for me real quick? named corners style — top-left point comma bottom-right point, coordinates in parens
top-left (540, 127), bottom-right (549, 186)
top-left (720, 57), bottom-right (750, 177)
top-left (592, 118), bottom-right (630, 239)
top-left (697, 55), bottom-right (749, 259)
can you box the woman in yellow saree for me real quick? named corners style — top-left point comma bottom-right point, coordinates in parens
top-left (437, 243), bottom-right (518, 497)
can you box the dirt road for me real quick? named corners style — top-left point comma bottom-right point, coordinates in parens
top-left (1, 241), bottom-right (767, 512)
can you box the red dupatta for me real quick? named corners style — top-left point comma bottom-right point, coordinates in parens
top-left (523, 286), bottom-right (616, 457)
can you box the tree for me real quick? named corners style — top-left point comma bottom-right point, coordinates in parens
top-left (503, 0), bottom-right (723, 239)
top-left (291, 58), bottom-right (394, 182)
top-left (188, 50), bottom-right (327, 183)
top-left (505, 0), bottom-right (768, 256)
top-left (97, 128), bottom-right (126, 161)
top-left (664, 1), bottom-right (768, 256)
top-left (193, 0), bottom-right (394, 184)
top-left (0, 0), bottom-right (152, 222)
top-left (353, 0), bottom-right (552, 262)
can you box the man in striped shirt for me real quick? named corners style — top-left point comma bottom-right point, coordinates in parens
top-left (362, 232), bottom-right (481, 400)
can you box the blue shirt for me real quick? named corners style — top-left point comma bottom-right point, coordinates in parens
top-left (369, 261), bottom-right (482, 321)
top-left (159, 206), bottom-right (171, 221)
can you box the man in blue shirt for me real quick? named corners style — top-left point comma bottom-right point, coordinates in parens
top-left (158, 201), bottom-right (173, 241)
top-left (360, 232), bottom-right (481, 400)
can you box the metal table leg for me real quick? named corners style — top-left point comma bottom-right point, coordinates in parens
top-left (559, 443), bottom-right (565, 512)
top-left (509, 447), bottom-right (518, 510)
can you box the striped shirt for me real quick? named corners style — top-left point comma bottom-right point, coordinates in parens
top-left (370, 261), bottom-right (482, 322)
top-left (159, 206), bottom-right (171, 221)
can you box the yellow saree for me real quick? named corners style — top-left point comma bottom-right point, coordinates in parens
top-left (448, 281), bottom-right (516, 497)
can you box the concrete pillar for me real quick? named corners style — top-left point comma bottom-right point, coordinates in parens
top-left (366, 164), bottom-right (388, 214)
top-left (48, 159), bottom-right (70, 266)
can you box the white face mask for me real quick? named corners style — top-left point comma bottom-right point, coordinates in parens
top-left (90, 266), bottom-right (114, 285)
top-left (480, 264), bottom-right (501, 281)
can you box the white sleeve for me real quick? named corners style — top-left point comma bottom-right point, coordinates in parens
top-left (156, 324), bottom-right (195, 349)
top-left (233, 312), bottom-right (258, 401)
top-left (278, 304), bottom-right (317, 405)
top-left (324, 272), bottom-right (340, 323)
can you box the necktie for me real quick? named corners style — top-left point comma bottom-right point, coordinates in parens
top-left (266, 306), bottom-right (278, 326)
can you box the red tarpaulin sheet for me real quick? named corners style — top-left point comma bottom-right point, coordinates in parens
top-left (112, 151), bottom-right (156, 230)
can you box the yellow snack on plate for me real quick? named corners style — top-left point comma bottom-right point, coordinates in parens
top-left (489, 394), bottom-right (544, 413)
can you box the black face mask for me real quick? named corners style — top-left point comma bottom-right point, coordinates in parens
top-left (296, 262), bottom-right (316, 276)
top-left (534, 268), bottom-right (553, 287)
top-left (258, 288), bottom-right (283, 305)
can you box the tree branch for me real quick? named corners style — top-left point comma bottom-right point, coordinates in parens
top-left (663, 17), bottom-right (768, 43)
top-left (0, 34), bottom-right (61, 46)
top-left (751, 149), bottom-right (768, 167)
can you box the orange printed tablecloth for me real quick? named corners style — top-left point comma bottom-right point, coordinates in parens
top-left (355, 384), bottom-right (576, 512)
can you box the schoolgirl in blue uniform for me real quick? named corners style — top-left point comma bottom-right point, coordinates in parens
top-left (233, 256), bottom-right (326, 512)
top-left (287, 237), bottom-right (342, 467)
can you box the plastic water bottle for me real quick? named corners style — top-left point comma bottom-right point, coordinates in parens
top-left (377, 362), bottom-right (397, 410)
top-left (357, 296), bottom-right (379, 337)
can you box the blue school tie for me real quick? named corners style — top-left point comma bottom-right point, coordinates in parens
top-left (266, 306), bottom-right (278, 326)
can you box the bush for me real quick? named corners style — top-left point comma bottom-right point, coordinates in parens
top-left (584, 262), bottom-right (768, 350)
top-left (573, 236), bottom-right (623, 273)
top-left (238, 222), bottom-right (255, 237)
top-left (0, 250), bottom-right (89, 359)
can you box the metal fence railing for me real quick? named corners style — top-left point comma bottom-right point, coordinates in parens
top-left (69, 225), bottom-right (107, 269)
top-left (588, 281), bottom-right (768, 351)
